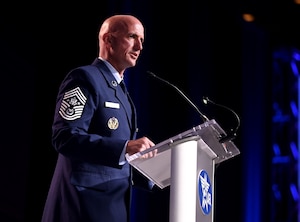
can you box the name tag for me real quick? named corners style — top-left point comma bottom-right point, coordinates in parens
top-left (105, 101), bottom-right (120, 109)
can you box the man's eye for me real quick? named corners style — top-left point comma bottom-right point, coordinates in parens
top-left (129, 34), bottom-right (144, 43)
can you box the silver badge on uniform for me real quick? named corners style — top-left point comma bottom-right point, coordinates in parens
top-left (111, 80), bottom-right (118, 87)
top-left (107, 117), bottom-right (119, 130)
top-left (59, 87), bottom-right (87, 120)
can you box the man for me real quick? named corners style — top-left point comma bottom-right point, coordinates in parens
top-left (41, 14), bottom-right (156, 222)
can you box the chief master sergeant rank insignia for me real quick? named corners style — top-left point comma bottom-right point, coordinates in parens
top-left (59, 87), bottom-right (87, 121)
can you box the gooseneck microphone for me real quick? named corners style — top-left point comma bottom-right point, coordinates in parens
top-left (202, 96), bottom-right (240, 143)
top-left (147, 71), bottom-right (210, 123)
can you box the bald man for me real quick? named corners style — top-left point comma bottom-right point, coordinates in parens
top-left (41, 14), bottom-right (155, 222)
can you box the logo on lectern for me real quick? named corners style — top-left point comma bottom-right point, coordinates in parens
top-left (198, 169), bottom-right (212, 215)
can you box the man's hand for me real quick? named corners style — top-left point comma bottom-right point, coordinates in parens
top-left (126, 136), bottom-right (157, 158)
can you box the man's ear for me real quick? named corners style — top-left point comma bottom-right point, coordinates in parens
top-left (103, 33), bottom-right (112, 44)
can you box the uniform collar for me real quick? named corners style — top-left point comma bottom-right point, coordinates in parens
top-left (98, 57), bottom-right (122, 84)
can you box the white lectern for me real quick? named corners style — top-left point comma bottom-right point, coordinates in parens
top-left (126, 119), bottom-right (240, 222)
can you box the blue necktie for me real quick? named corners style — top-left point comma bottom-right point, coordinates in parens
top-left (120, 80), bottom-right (128, 94)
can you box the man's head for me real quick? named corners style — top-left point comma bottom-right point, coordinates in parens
top-left (98, 14), bottom-right (145, 77)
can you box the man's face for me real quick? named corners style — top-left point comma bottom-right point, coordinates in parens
top-left (109, 23), bottom-right (144, 72)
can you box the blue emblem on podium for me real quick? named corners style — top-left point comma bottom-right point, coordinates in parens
top-left (198, 169), bottom-right (212, 215)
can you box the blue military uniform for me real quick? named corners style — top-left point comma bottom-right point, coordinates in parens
top-left (42, 58), bottom-right (138, 222)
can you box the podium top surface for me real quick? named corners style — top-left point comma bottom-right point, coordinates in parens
top-left (127, 119), bottom-right (240, 162)
top-left (126, 119), bottom-right (240, 189)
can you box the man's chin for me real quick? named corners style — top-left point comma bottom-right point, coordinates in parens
top-left (128, 60), bottom-right (137, 67)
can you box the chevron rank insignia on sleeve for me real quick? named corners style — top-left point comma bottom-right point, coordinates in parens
top-left (59, 87), bottom-right (87, 120)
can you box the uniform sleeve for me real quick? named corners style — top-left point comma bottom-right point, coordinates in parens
top-left (51, 67), bottom-right (129, 168)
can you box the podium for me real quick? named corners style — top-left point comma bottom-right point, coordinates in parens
top-left (126, 119), bottom-right (240, 222)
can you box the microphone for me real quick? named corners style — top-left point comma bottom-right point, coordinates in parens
top-left (202, 96), bottom-right (240, 143)
top-left (147, 71), bottom-right (209, 123)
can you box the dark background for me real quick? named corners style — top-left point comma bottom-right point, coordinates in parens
top-left (1, 0), bottom-right (300, 221)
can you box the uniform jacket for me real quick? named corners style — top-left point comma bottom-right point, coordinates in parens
top-left (41, 58), bottom-right (138, 222)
